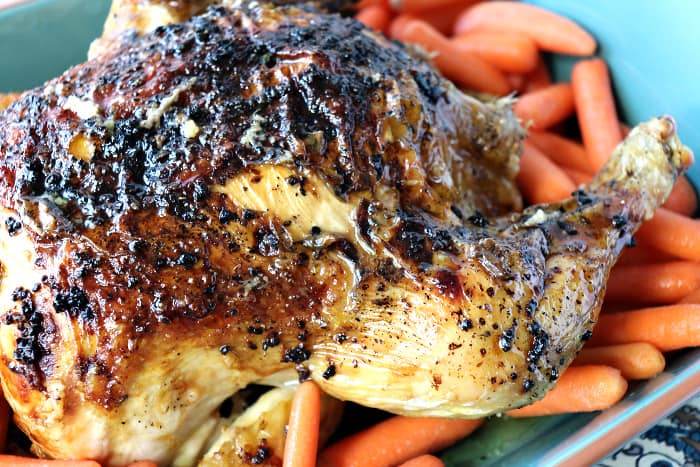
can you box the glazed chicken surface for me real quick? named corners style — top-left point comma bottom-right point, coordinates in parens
top-left (0, 1), bottom-right (693, 466)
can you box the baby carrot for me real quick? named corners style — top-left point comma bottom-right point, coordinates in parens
top-left (506, 366), bottom-right (627, 418)
top-left (356, 4), bottom-right (393, 34)
top-left (391, 0), bottom-right (479, 14)
top-left (563, 168), bottom-right (592, 186)
top-left (508, 74), bottom-right (527, 93)
top-left (319, 417), bottom-right (484, 467)
top-left (679, 288), bottom-right (700, 304)
top-left (412, 2), bottom-right (480, 35)
top-left (399, 455), bottom-right (445, 467)
top-left (389, 13), bottom-right (413, 39)
top-left (605, 261), bottom-right (700, 305)
top-left (453, 2), bottom-right (596, 55)
top-left (523, 58), bottom-right (552, 93)
top-left (393, 19), bottom-right (511, 95)
top-left (389, 3), bottom-right (476, 36)
top-left (615, 245), bottom-right (677, 266)
top-left (0, 457), bottom-right (101, 467)
top-left (663, 176), bottom-right (698, 216)
top-left (451, 31), bottom-right (538, 74)
top-left (587, 304), bottom-right (700, 351)
top-left (573, 343), bottom-right (666, 380)
top-left (572, 58), bottom-right (623, 171)
top-left (283, 382), bottom-right (322, 467)
top-left (636, 208), bottom-right (700, 262)
top-left (527, 131), bottom-right (592, 174)
top-left (357, 0), bottom-right (387, 7)
top-left (517, 140), bottom-right (576, 204)
top-left (514, 83), bottom-right (575, 130)
top-left (620, 122), bottom-right (631, 138)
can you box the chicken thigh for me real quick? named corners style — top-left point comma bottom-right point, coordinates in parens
top-left (0, 2), bottom-right (692, 466)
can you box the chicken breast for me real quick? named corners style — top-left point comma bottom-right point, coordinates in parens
top-left (88, 0), bottom-right (357, 58)
top-left (0, 1), bottom-right (692, 466)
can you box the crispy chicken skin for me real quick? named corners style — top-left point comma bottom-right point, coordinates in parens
top-left (0, 2), bottom-right (692, 466)
top-left (89, 0), bottom-right (357, 57)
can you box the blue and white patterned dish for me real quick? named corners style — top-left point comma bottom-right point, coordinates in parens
top-left (599, 393), bottom-right (700, 467)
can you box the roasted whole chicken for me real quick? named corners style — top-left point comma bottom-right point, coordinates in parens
top-left (0, 1), bottom-right (693, 465)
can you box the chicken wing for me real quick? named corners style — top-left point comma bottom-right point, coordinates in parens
top-left (0, 2), bottom-right (691, 466)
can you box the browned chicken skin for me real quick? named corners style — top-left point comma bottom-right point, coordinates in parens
top-left (0, 1), bottom-right (692, 466)
top-left (88, 0), bottom-right (357, 57)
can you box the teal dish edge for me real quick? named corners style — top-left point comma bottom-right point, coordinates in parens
top-left (0, 0), bottom-right (110, 92)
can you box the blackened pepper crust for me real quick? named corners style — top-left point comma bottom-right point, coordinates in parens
top-left (1, 3), bottom-right (522, 231)
top-left (0, 2), bottom-right (510, 402)
top-left (0, 3), bottom-right (524, 400)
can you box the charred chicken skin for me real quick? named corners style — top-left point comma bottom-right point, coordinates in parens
top-left (0, 1), bottom-right (692, 465)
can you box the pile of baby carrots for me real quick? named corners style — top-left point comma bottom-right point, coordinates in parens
top-left (1, 1), bottom-right (699, 466)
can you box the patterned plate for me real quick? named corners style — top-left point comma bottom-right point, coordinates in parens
top-left (599, 394), bottom-right (700, 467)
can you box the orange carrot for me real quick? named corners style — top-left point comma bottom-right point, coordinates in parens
top-left (0, 457), bottom-right (101, 467)
top-left (356, 4), bottom-right (393, 34)
top-left (572, 58), bottom-right (623, 171)
top-left (393, 19), bottom-right (511, 95)
top-left (563, 168), bottom-right (592, 186)
top-left (319, 417), bottom-right (484, 467)
top-left (514, 83), bottom-right (575, 130)
top-left (389, 7), bottom-right (470, 39)
top-left (663, 176), bottom-right (698, 216)
top-left (451, 31), bottom-right (538, 74)
top-left (527, 131), bottom-right (592, 174)
top-left (453, 2), bottom-right (596, 55)
top-left (616, 245), bottom-right (677, 266)
top-left (605, 261), bottom-right (700, 305)
top-left (517, 140), bottom-right (576, 204)
top-left (620, 122), bottom-right (631, 138)
top-left (398, 455), bottom-right (445, 467)
top-left (283, 382), bottom-right (322, 467)
top-left (392, 0), bottom-right (479, 14)
top-left (357, 0), bottom-right (387, 8)
top-left (0, 394), bottom-right (9, 453)
top-left (679, 288), bottom-right (700, 304)
top-left (523, 57), bottom-right (551, 93)
top-left (506, 366), bottom-right (627, 418)
top-left (389, 3), bottom-right (476, 37)
top-left (507, 74), bottom-right (527, 93)
top-left (636, 208), bottom-right (700, 262)
top-left (587, 304), bottom-right (700, 351)
top-left (573, 343), bottom-right (665, 380)
top-left (389, 13), bottom-right (413, 39)
top-left (413, 2), bottom-right (479, 35)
